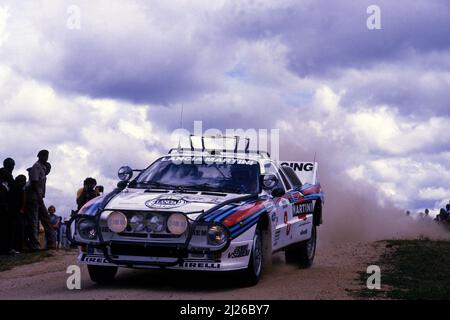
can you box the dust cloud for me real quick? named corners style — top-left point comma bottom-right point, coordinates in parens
top-left (280, 142), bottom-right (450, 246)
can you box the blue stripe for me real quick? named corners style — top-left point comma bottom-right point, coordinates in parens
top-left (205, 198), bottom-right (259, 222)
top-left (231, 216), bottom-right (261, 238)
top-left (229, 208), bottom-right (266, 232)
top-left (304, 193), bottom-right (322, 201)
top-left (204, 205), bottom-right (237, 222)
top-left (210, 205), bottom-right (240, 222)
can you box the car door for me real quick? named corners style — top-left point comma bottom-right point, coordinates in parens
top-left (263, 163), bottom-right (292, 251)
top-left (280, 165), bottom-right (315, 245)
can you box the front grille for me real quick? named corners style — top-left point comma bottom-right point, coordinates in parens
top-left (118, 232), bottom-right (148, 238)
top-left (110, 242), bottom-right (187, 258)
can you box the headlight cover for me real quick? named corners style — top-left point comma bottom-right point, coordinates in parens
top-left (77, 218), bottom-right (97, 240)
top-left (207, 224), bottom-right (228, 246)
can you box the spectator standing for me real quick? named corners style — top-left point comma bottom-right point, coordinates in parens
top-left (0, 172), bottom-right (10, 254)
top-left (48, 205), bottom-right (61, 248)
top-left (0, 158), bottom-right (15, 187)
top-left (437, 206), bottom-right (450, 222)
top-left (26, 150), bottom-right (56, 250)
top-left (0, 158), bottom-right (16, 254)
top-left (10, 175), bottom-right (27, 253)
top-left (76, 177), bottom-right (98, 210)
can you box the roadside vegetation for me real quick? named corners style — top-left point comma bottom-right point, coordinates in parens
top-left (357, 239), bottom-right (450, 300)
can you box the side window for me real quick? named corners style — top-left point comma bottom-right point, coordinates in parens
top-left (264, 163), bottom-right (286, 191)
top-left (278, 169), bottom-right (292, 190)
top-left (281, 166), bottom-right (302, 189)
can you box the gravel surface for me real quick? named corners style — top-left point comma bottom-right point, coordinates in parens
top-left (0, 240), bottom-right (381, 300)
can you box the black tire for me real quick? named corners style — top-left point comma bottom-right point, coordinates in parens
top-left (284, 225), bottom-right (317, 268)
top-left (240, 227), bottom-right (263, 286)
top-left (87, 265), bottom-right (118, 284)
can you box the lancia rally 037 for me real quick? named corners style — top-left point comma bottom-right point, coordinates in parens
top-left (67, 135), bottom-right (324, 286)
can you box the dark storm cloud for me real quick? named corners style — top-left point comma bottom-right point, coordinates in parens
top-left (4, 0), bottom-right (450, 112)
top-left (43, 36), bottom-right (215, 105)
top-left (2, 1), bottom-right (228, 105)
top-left (220, 0), bottom-right (450, 76)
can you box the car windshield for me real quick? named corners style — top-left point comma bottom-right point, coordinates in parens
top-left (129, 156), bottom-right (260, 194)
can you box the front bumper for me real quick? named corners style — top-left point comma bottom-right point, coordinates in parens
top-left (78, 237), bottom-right (254, 271)
top-left (67, 213), bottom-right (254, 270)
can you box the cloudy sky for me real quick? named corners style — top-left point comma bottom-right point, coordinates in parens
top-left (1, 0), bottom-right (450, 217)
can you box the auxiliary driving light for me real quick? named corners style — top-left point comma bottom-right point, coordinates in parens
top-left (167, 213), bottom-right (188, 235)
top-left (147, 214), bottom-right (166, 233)
top-left (130, 214), bottom-right (146, 232)
top-left (107, 211), bottom-right (128, 233)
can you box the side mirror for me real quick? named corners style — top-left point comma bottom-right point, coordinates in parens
top-left (118, 166), bottom-right (133, 181)
top-left (271, 187), bottom-right (285, 198)
top-left (117, 180), bottom-right (129, 190)
top-left (262, 174), bottom-right (279, 190)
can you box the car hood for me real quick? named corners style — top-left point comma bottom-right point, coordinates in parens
top-left (105, 189), bottom-right (243, 217)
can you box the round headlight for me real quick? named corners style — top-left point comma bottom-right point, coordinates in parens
top-left (147, 215), bottom-right (166, 233)
top-left (207, 225), bottom-right (228, 245)
top-left (77, 219), bottom-right (97, 240)
top-left (167, 213), bottom-right (188, 235)
top-left (130, 214), bottom-right (145, 232)
top-left (107, 211), bottom-right (127, 233)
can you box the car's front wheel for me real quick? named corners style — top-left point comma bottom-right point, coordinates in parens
top-left (285, 225), bottom-right (317, 268)
top-left (240, 227), bottom-right (263, 286)
top-left (87, 265), bottom-right (118, 284)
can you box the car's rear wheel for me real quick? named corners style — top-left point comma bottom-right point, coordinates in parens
top-left (240, 227), bottom-right (263, 286)
top-left (87, 265), bottom-right (118, 284)
top-left (285, 225), bottom-right (317, 268)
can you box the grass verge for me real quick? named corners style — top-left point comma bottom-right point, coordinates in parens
top-left (356, 239), bottom-right (450, 300)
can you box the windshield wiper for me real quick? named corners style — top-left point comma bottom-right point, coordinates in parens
top-left (134, 181), bottom-right (178, 190)
top-left (180, 183), bottom-right (244, 194)
top-left (176, 183), bottom-right (221, 192)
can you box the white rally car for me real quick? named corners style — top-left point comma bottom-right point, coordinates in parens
top-left (68, 136), bottom-right (324, 286)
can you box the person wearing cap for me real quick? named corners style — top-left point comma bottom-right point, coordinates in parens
top-left (25, 150), bottom-right (56, 250)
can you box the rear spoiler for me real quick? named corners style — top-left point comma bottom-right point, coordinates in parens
top-left (278, 161), bottom-right (318, 185)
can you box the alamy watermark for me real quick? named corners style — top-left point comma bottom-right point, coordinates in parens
top-left (66, 265), bottom-right (81, 290)
top-left (366, 265), bottom-right (381, 290)
top-left (367, 5), bottom-right (382, 30)
top-left (170, 120), bottom-right (280, 161)
top-left (66, 5), bottom-right (81, 30)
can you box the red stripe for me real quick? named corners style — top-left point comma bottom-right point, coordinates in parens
top-left (223, 200), bottom-right (265, 227)
top-left (301, 185), bottom-right (321, 195)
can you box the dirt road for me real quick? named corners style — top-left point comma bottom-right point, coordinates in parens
top-left (0, 241), bottom-right (381, 300)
